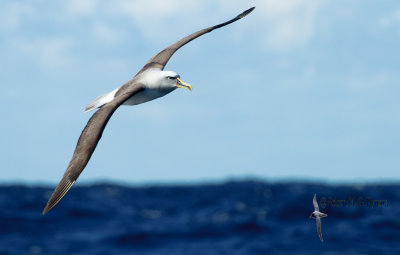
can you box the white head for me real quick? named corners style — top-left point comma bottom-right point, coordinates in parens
top-left (141, 69), bottom-right (192, 91)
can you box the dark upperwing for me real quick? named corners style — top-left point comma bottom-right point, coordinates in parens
top-left (42, 83), bottom-right (144, 214)
top-left (43, 7), bottom-right (255, 215)
top-left (116, 6), bottom-right (255, 97)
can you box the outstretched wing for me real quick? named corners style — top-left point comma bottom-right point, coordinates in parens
top-left (137, 7), bottom-right (255, 74)
top-left (42, 83), bottom-right (145, 215)
top-left (313, 193), bottom-right (319, 212)
top-left (316, 218), bottom-right (323, 242)
top-left (43, 7), bottom-right (255, 214)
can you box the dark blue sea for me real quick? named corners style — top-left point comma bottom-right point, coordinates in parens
top-left (1, 180), bottom-right (399, 254)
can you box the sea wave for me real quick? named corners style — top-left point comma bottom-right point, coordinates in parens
top-left (0, 181), bottom-right (398, 254)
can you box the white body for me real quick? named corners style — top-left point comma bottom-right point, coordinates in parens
top-left (85, 69), bottom-right (178, 112)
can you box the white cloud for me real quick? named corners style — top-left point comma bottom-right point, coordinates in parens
top-left (1, 0), bottom-right (326, 56)
top-left (380, 8), bottom-right (400, 29)
top-left (255, 0), bottom-right (326, 51)
top-left (0, 0), bottom-right (328, 75)
top-left (15, 37), bottom-right (74, 70)
top-left (67, 0), bottom-right (96, 16)
top-left (112, 0), bottom-right (206, 39)
top-left (105, 0), bottom-right (325, 51)
top-left (93, 22), bottom-right (123, 45)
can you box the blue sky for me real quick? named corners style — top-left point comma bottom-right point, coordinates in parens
top-left (1, 0), bottom-right (400, 184)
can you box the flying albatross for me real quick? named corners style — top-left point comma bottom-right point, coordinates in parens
top-left (310, 194), bottom-right (328, 242)
top-left (42, 7), bottom-right (255, 215)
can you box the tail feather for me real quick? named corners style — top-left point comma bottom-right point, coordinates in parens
top-left (85, 88), bottom-right (118, 112)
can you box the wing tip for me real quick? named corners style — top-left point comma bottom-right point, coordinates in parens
top-left (42, 178), bottom-right (76, 215)
top-left (238, 6), bottom-right (255, 19)
top-left (42, 206), bottom-right (51, 215)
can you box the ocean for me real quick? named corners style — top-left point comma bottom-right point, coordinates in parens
top-left (0, 180), bottom-right (398, 254)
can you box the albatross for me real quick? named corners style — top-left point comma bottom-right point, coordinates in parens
top-left (42, 7), bottom-right (255, 215)
top-left (310, 194), bottom-right (328, 242)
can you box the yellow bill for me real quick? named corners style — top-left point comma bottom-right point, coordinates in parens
top-left (176, 77), bottom-right (192, 91)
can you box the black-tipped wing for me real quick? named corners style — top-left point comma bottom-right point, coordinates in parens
top-left (42, 83), bottom-right (145, 215)
top-left (137, 7), bottom-right (255, 73)
top-left (313, 193), bottom-right (319, 212)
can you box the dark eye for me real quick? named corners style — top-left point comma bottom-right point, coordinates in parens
top-left (167, 76), bottom-right (175, 80)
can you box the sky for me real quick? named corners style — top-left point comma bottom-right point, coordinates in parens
top-left (1, 0), bottom-right (400, 184)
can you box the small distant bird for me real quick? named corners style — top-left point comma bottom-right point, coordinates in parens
top-left (310, 194), bottom-right (328, 242)
top-left (42, 7), bottom-right (255, 215)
